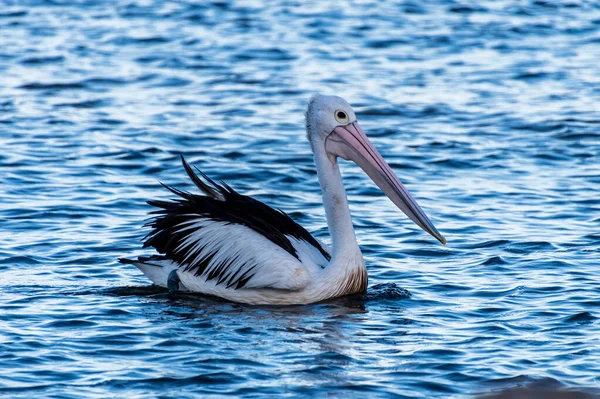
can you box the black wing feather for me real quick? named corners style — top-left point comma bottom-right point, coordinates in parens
top-left (142, 156), bottom-right (331, 289)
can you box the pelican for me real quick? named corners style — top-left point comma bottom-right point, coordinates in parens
top-left (120, 94), bottom-right (445, 305)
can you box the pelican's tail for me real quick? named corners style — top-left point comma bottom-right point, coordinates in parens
top-left (119, 256), bottom-right (185, 290)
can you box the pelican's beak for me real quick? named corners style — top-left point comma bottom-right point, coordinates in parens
top-left (325, 122), bottom-right (446, 245)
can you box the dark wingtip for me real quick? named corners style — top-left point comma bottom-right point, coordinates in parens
top-left (159, 181), bottom-right (189, 198)
top-left (118, 257), bottom-right (136, 264)
top-left (179, 154), bottom-right (226, 200)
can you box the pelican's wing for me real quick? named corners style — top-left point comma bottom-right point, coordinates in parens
top-left (133, 156), bottom-right (331, 291)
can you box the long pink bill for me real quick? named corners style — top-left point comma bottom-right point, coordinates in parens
top-left (325, 122), bottom-right (446, 244)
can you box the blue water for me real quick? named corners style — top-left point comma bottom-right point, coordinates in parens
top-left (1, 1), bottom-right (599, 398)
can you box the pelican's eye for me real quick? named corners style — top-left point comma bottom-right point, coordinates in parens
top-left (334, 110), bottom-right (349, 124)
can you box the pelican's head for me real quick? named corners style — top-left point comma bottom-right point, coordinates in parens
top-left (306, 94), bottom-right (446, 245)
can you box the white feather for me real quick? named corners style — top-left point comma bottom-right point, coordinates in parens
top-left (131, 219), bottom-right (363, 305)
top-left (130, 257), bottom-right (189, 291)
top-left (287, 235), bottom-right (330, 270)
top-left (171, 218), bottom-right (324, 291)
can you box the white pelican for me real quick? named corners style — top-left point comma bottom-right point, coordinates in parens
top-left (121, 94), bottom-right (445, 305)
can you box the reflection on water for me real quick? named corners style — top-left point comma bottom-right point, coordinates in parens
top-left (479, 382), bottom-right (599, 399)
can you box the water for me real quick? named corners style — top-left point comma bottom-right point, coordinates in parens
top-left (1, 1), bottom-right (599, 398)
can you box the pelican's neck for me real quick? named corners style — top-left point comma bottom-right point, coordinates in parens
top-left (312, 147), bottom-right (363, 264)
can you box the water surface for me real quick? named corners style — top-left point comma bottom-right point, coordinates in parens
top-left (1, 1), bottom-right (599, 398)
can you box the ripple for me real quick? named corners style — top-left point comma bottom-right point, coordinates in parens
top-left (365, 283), bottom-right (411, 300)
top-left (55, 99), bottom-right (109, 109)
top-left (563, 312), bottom-right (597, 325)
top-left (19, 56), bottom-right (65, 65)
top-left (18, 82), bottom-right (86, 90)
